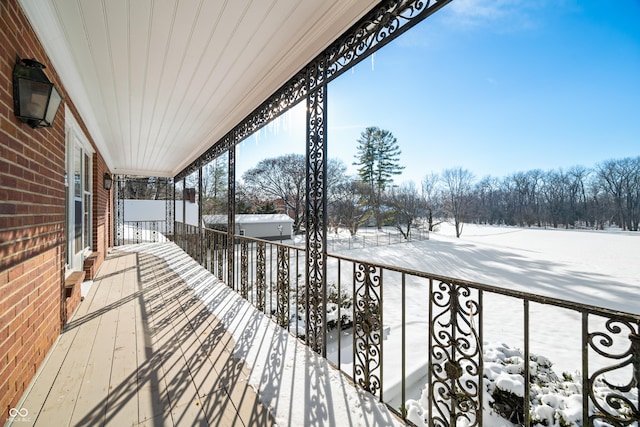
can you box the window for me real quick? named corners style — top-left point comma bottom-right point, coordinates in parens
top-left (65, 108), bottom-right (93, 272)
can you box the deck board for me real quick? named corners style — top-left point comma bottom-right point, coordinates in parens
top-left (15, 244), bottom-right (275, 427)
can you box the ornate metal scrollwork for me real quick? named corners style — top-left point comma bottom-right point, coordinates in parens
top-left (429, 280), bottom-right (482, 426)
top-left (150, 220), bottom-right (157, 243)
top-left (237, 74), bottom-right (308, 144)
top-left (216, 233), bottom-right (224, 279)
top-left (276, 246), bottom-right (290, 328)
top-left (227, 139), bottom-right (235, 287)
top-left (174, 1), bottom-right (452, 181)
top-left (176, 75), bottom-right (307, 182)
top-left (256, 241), bottom-right (266, 312)
top-left (353, 262), bottom-right (383, 397)
top-left (587, 319), bottom-right (640, 426)
top-left (164, 178), bottom-right (174, 240)
top-left (131, 221), bottom-right (138, 243)
top-left (240, 240), bottom-right (249, 299)
top-left (305, 68), bottom-right (327, 355)
top-left (200, 133), bottom-right (234, 171)
top-left (169, 0), bottom-right (454, 369)
top-left (326, 1), bottom-right (445, 82)
top-left (115, 175), bottom-right (124, 246)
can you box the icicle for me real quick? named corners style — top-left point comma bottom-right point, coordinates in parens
top-left (371, 52), bottom-right (375, 71)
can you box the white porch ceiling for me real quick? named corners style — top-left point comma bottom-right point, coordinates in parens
top-left (19, 0), bottom-right (380, 177)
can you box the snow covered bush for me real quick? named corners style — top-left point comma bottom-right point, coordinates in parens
top-left (326, 282), bottom-right (354, 329)
top-left (289, 282), bottom-right (354, 335)
top-left (405, 343), bottom-right (638, 427)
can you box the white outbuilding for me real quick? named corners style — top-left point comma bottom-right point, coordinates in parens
top-left (203, 214), bottom-right (294, 241)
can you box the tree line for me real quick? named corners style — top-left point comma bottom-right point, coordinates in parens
top-left (454, 156), bottom-right (640, 233)
top-left (181, 127), bottom-right (639, 238)
top-left (383, 157), bottom-right (640, 238)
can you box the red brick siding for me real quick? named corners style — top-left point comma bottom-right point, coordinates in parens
top-left (92, 153), bottom-right (112, 272)
top-left (0, 0), bottom-right (112, 421)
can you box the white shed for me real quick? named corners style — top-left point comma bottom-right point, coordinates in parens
top-left (203, 214), bottom-right (294, 240)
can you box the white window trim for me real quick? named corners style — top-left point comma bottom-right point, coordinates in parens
top-left (65, 106), bottom-right (95, 274)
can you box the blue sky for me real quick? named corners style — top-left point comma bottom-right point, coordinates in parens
top-left (236, 0), bottom-right (640, 185)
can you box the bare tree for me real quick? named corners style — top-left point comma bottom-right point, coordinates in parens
top-left (327, 158), bottom-right (349, 201)
top-left (431, 156), bottom-right (637, 232)
top-left (421, 173), bottom-right (443, 231)
top-left (544, 170), bottom-right (571, 228)
top-left (201, 156), bottom-right (228, 215)
top-left (242, 154), bottom-right (348, 234)
top-left (242, 154), bottom-right (306, 232)
top-left (474, 175), bottom-right (503, 225)
top-left (597, 157), bottom-right (640, 231)
top-left (586, 173), bottom-right (611, 230)
top-left (441, 167), bottom-right (475, 238)
top-left (122, 176), bottom-right (172, 200)
top-left (566, 166), bottom-right (590, 227)
top-left (328, 179), bottom-right (370, 235)
top-left (387, 182), bottom-right (425, 239)
top-left (234, 182), bottom-right (257, 214)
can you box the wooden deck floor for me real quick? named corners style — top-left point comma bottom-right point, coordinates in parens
top-left (15, 244), bottom-right (274, 426)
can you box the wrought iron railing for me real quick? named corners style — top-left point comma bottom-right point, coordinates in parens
top-left (117, 220), bottom-right (173, 245)
top-left (174, 222), bottom-right (639, 426)
top-left (174, 222), bottom-right (199, 261)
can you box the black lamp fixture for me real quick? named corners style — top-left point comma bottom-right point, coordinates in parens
top-left (103, 173), bottom-right (113, 191)
top-left (13, 57), bottom-right (63, 128)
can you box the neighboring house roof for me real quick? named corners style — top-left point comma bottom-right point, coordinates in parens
top-left (203, 214), bottom-right (294, 225)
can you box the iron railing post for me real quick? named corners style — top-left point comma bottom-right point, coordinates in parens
top-left (198, 162), bottom-right (203, 265)
top-left (305, 58), bottom-right (328, 356)
top-left (227, 136), bottom-right (235, 288)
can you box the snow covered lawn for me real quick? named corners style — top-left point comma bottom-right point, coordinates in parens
top-left (327, 223), bottom-right (639, 425)
top-left (343, 223), bottom-right (639, 314)
top-left (162, 223), bottom-right (638, 426)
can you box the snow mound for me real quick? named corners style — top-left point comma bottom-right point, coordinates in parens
top-left (405, 343), bottom-right (639, 427)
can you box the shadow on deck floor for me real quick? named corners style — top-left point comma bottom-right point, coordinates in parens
top-left (13, 243), bottom-right (274, 426)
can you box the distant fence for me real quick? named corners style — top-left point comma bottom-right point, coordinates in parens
top-left (325, 228), bottom-right (429, 252)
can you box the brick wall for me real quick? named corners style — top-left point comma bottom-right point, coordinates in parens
top-left (0, 0), bottom-right (111, 421)
top-left (93, 153), bottom-right (112, 273)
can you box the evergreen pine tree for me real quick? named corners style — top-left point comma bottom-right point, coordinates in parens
top-left (353, 127), bottom-right (404, 229)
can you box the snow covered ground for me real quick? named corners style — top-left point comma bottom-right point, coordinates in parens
top-left (269, 223), bottom-right (639, 423)
top-left (344, 223), bottom-right (639, 314)
top-left (136, 223), bottom-right (638, 426)
top-left (325, 223), bottom-right (639, 424)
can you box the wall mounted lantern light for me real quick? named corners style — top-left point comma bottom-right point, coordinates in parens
top-left (13, 57), bottom-right (63, 128)
top-left (103, 173), bottom-right (113, 191)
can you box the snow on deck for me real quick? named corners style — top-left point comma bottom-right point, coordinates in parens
top-left (126, 242), bottom-right (402, 427)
